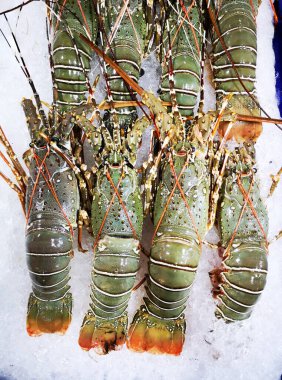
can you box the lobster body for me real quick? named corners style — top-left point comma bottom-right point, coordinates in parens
top-left (145, 147), bottom-right (209, 319)
top-left (78, 121), bottom-right (145, 353)
top-left (90, 165), bottom-right (143, 319)
top-left (128, 125), bottom-right (212, 355)
top-left (127, 0), bottom-right (207, 355)
top-left (24, 1), bottom-right (98, 336)
top-left (52, 0), bottom-right (98, 110)
top-left (73, 0), bottom-right (149, 354)
top-left (26, 146), bottom-right (79, 335)
top-left (211, 156), bottom-right (268, 322)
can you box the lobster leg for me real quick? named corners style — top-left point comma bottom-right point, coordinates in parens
top-left (269, 166), bottom-right (282, 197)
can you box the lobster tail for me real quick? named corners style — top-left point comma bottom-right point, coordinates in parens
top-left (79, 312), bottom-right (127, 354)
top-left (79, 235), bottom-right (141, 353)
top-left (159, 0), bottom-right (202, 118)
top-left (26, 215), bottom-right (73, 336)
top-left (128, 229), bottom-right (200, 355)
top-left (26, 293), bottom-right (72, 336)
top-left (128, 150), bottom-right (209, 355)
top-left (99, 0), bottom-right (146, 129)
top-left (145, 230), bottom-right (200, 318)
top-left (90, 237), bottom-right (140, 318)
top-left (211, 240), bottom-right (268, 322)
top-left (127, 306), bottom-right (185, 355)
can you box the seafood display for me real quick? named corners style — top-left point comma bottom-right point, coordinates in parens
top-left (0, 0), bottom-right (280, 358)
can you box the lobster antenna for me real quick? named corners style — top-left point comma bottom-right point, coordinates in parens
top-left (165, 19), bottom-right (181, 121)
top-left (206, 1), bottom-right (282, 132)
top-left (45, 14), bottom-right (58, 130)
top-left (0, 0), bottom-right (35, 16)
top-left (15, 0), bottom-right (25, 28)
top-left (2, 14), bottom-right (49, 131)
top-left (198, 1), bottom-right (207, 114)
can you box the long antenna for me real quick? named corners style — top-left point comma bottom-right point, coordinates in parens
top-left (0, 0), bottom-right (36, 16)
top-left (2, 14), bottom-right (49, 131)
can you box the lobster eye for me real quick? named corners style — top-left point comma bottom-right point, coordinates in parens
top-left (253, 167), bottom-right (257, 173)
top-left (191, 146), bottom-right (196, 152)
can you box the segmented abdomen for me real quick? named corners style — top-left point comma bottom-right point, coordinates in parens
top-left (89, 167), bottom-right (143, 319)
top-left (145, 152), bottom-right (209, 319)
top-left (26, 149), bottom-right (79, 302)
top-left (91, 236), bottom-right (140, 319)
top-left (214, 165), bottom-right (268, 322)
top-left (215, 240), bottom-right (267, 321)
top-left (160, 0), bottom-right (202, 117)
top-left (211, 0), bottom-right (260, 114)
top-left (52, 0), bottom-right (98, 110)
top-left (101, 0), bottom-right (146, 128)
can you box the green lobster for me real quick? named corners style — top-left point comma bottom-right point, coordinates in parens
top-left (78, 119), bottom-right (145, 354)
top-left (210, 144), bottom-right (268, 322)
top-left (23, 99), bottom-right (80, 336)
top-left (126, 0), bottom-right (208, 355)
top-left (78, 0), bottom-right (147, 354)
top-left (207, 0), bottom-right (269, 323)
top-left (0, 0), bottom-right (99, 336)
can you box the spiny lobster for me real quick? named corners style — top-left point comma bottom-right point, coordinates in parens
top-left (78, 0), bottom-right (149, 354)
top-left (85, 0), bottom-right (273, 354)
top-left (208, 0), bottom-right (269, 323)
top-left (0, 0), bottom-right (280, 358)
top-left (0, 0), bottom-right (99, 336)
